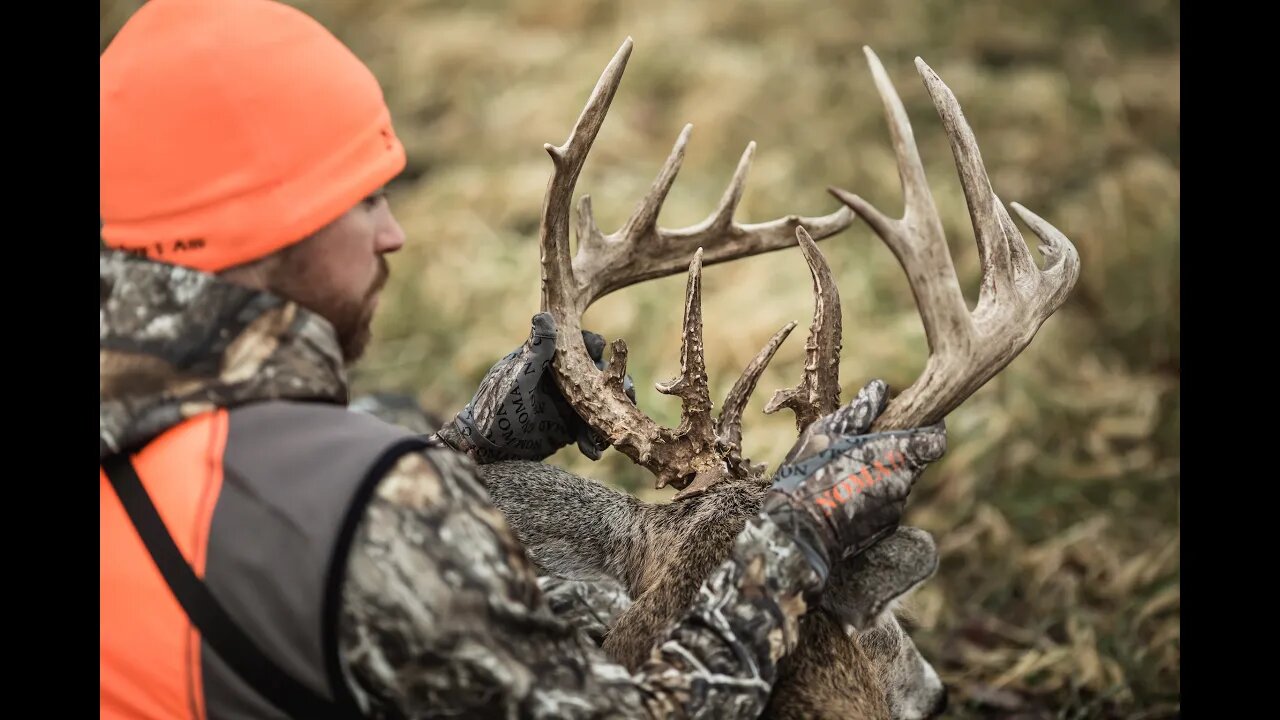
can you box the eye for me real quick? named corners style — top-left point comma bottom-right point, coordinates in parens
top-left (362, 188), bottom-right (387, 209)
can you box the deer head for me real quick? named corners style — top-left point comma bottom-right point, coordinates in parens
top-left (787, 526), bottom-right (948, 720)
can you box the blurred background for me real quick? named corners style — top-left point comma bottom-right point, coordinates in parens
top-left (102, 1), bottom-right (1179, 717)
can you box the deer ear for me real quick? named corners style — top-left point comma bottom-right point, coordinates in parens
top-left (821, 526), bottom-right (939, 630)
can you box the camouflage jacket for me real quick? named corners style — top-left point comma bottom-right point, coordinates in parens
top-left (100, 250), bottom-right (823, 719)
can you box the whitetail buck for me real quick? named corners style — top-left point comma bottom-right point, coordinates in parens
top-left (470, 39), bottom-right (1078, 719)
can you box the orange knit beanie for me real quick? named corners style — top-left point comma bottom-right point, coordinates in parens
top-left (100, 0), bottom-right (406, 272)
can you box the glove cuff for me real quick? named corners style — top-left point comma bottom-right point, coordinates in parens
top-left (434, 414), bottom-right (479, 458)
top-left (436, 406), bottom-right (540, 465)
top-left (761, 493), bottom-right (833, 588)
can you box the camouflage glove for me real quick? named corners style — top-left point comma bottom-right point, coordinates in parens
top-left (761, 379), bottom-right (947, 584)
top-left (437, 312), bottom-right (636, 464)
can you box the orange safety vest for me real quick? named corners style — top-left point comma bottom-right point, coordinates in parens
top-left (101, 401), bottom-right (426, 719)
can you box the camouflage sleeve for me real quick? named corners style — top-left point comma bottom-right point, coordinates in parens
top-left (337, 444), bottom-right (824, 719)
top-left (536, 577), bottom-right (633, 648)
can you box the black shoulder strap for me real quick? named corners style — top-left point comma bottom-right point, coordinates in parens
top-left (102, 453), bottom-right (359, 719)
top-left (322, 436), bottom-right (432, 720)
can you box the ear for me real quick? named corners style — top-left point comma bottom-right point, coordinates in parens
top-left (820, 526), bottom-right (939, 630)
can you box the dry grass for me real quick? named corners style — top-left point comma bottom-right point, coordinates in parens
top-left (102, 2), bottom-right (1179, 716)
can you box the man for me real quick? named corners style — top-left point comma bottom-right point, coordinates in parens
top-left (99, 1), bottom-right (947, 718)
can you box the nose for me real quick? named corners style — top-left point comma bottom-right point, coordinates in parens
top-left (376, 206), bottom-right (406, 254)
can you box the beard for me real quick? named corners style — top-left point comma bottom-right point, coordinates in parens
top-left (270, 252), bottom-right (390, 364)
top-left (330, 256), bottom-right (389, 363)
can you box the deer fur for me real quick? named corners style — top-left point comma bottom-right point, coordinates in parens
top-left (479, 460), bottom-right (947, 719)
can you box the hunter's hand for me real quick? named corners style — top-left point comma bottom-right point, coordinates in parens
top-left (761, 379), bottom-right (946, 582)
top-left (437, 313), bottom-right (635, 464)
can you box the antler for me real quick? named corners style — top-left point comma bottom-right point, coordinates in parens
top-left (763, 225), bottom-right (845, 431)
top-left (539, 38), bottom-right (855, 497)
top-left (817, 47), bottom-right (1081, 432)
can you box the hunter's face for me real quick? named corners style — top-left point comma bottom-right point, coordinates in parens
top-left (269, 188), bottom-right (405, 363)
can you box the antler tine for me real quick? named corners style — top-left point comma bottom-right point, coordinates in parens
top-left (576, 194), bottom-right (603, 259)
top-left (717, 321), bottom-right (798, 459)
top-left (994, 195), bottom-right (1040, 290)
top-left (763, 226), bottom-right (844, 431)
top-left (653, 248), bottom-right (716, 489)
top-left (1009, 202), bottom-right (1081, 305)
top-left (915, 57), bottom-right (1016, 311)
top-left (541, 38), bottom-right (633, 317)
top-left (620, 125), bottom-right (692, 244)
top-left (711, 141), bottom-right (756, 233)
top-left (828, 47), bottom-right (1080, 432)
